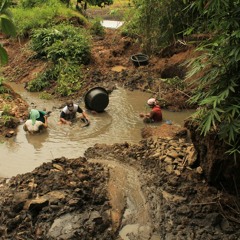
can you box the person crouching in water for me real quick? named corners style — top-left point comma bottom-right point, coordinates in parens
top-left (23, 109), bottom-right (48, 134)
top-left (139, 98), bottom-right (162, 123)
top-left (59, 100), bottom-right (89, 125)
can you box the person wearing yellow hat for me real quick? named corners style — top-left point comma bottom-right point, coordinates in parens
top-left (139, 98), bottom-right (162, 123)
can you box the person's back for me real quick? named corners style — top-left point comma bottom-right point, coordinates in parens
top-left (23, 119), bottom-right (46, 133)
top-left (23, 109), bottom-right (48, 133)
top-left (151, 105), bottom-right (162, 122)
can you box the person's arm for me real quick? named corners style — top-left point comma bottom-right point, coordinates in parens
top-left (139, 113), bottom-right (150, 118)
top-left (82, 111), bottom-right (89, 120)
top-left (43, 115), bottom-right (48, 128)
top-left (149, 110), bottom-right (154, 119)
top-left (77, 106), bottom-right (89, 121)
top-left (60, 111), bottom-right (71, 124)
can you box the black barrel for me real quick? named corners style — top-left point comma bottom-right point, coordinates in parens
top-left (84, 87), bottom-right (109, 112)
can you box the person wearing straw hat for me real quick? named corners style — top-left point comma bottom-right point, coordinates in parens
top-left (23, 109), bottom-right (48, 134)
top-left (59, 100), bottom-right (89, 125)
top-left (139, 98), bottom-right (162, 123)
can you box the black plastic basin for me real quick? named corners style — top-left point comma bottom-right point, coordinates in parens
top-left (130, 53), bottom-right (149, 67)
top-left (84, 87), bottom-right (109, 112)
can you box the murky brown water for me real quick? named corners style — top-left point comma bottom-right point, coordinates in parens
top-left (0, 82), bottom-right (194, 178)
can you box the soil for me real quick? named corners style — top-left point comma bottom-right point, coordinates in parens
top-left (0, 8), bottom-right (240, 240)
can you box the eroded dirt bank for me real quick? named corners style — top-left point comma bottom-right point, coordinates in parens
top-left (0, 137), bottom-right (240, 239)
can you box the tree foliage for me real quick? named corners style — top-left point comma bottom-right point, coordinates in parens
top-left (186, 0), bottom-right (240, 158)
top-left (124, 0), bottom-right (196, 53)
top-left (0, 0), bottom-right (16, 65)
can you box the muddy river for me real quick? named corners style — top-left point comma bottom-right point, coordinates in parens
top-left (0, 83), bottom-right (194, 178)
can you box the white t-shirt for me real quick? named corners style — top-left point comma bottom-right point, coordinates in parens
top-left (24, 120), bottom-right (44, 133)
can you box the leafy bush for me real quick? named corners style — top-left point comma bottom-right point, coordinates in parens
top-left (90, 18), bottom-right (105, 37)
top-left (123, 0), bottom-right (196, 53)
top-left (19, 0), bottom-right (49, 8)
top-left (12, 6), bottom-right (59, 37)
top-left (55, 59), bottom-right (84, 96)
top-left (31, 24), bottom-right (91, 64)
top-left (26, 67), bottom-right (56, 92)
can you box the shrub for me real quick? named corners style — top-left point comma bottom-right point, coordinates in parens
top-left (26, 67), bottom-right (55, 92)
top-left (90, 18), bottom-right (105, 37)
top-left (55, 59), bottom-right (84, 96)
top-left (31, 24), bottom-right (91, 64)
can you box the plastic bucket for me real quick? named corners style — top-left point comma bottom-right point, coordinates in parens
top-left (84, 87), bottom-right (109, 112)
top-left (130, 53), bottom-right (149, 67)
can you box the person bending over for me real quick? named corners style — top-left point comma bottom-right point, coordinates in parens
top-left (23, 109), bottom-right (48, 134)
top-left (139, 98), bottom-right (162, 123)
top-left (59, 100), bottom-right (89, 125)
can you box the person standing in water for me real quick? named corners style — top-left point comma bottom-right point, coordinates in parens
top-left (139, 98), bottom-right (162, 123)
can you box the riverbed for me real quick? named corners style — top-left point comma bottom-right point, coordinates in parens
top-left (0, 83), bottom-right (194, 177)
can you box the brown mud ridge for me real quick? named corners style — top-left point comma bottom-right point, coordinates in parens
top-left (0, 137), bottom-right (240, 239)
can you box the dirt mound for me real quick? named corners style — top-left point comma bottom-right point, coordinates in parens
top-left (0, 157), bottom-right (115, 239)
top-left (85, 138), bottom-right (240, 239)
top-left (1, 138), bottom-right (239, 239)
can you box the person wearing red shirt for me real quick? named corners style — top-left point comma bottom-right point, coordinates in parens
top-left (139, 98), bottom-right (162, 123)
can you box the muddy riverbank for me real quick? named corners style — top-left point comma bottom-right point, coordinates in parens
top-left (1, 137), bottom-right (240, 239)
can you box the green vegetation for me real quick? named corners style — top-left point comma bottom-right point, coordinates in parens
top-left (11, 0), bottom-right (87, 37)
top-left (0, 0), bottom-right (16, 65)
top-left (0, 78), bottom-right (9, 93)
top-left (28, 23), bottom-right (91, 96)
top-left (6, 0), bottom-right (91, 97)
top-left (90, 18), bottom-right (105, 36)
top-left (73, 0), bottom-right (113, 9)
top-left (186, 0), bottom-right (240, 158)
top-left (31, 24), bottom-right (91, 64)
top-left (125, 0), bottom-right (240, 158)
top-left (122, 0), bottom-right (195, 53)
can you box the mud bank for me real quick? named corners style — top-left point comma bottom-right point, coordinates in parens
top-left (0, 137), bottom-right (239, 239)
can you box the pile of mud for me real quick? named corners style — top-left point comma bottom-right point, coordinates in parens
top-left (0, 137), bottom-right (239, 239)
top-left (0, 157), bottom-right (115, 240)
